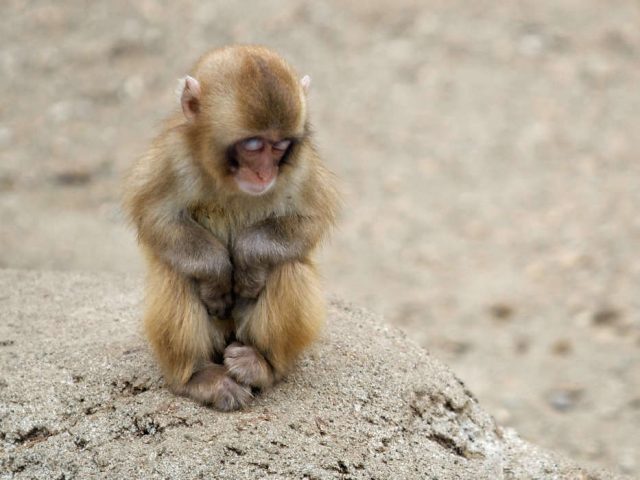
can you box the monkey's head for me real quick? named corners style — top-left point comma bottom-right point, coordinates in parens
top-left (179, 46), bottom-right (312, 197)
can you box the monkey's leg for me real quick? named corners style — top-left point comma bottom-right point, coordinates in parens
top-left (144, 257), bottom-right (252, 411)
top-left (226, 260), bottom-right (324, 388)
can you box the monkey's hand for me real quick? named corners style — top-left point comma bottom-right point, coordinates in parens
top-left (233, 263), bottom-right (268, 299)
top-left (231, 228), bottom-right (274, 299)
top-left (141, 210), bottom-right (234, 316)
top-left (198, 275), bottom-right (233, 318)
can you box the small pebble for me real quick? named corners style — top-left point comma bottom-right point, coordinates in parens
top-left (547, 387), bottom-right (583, 412)
top-left (489, 303), bottom-right (515, 322)
top-left (551, 339), bottom-right (572, 356)
top-left (592, 307), bottom-right (621, 327)
top-left (52, 169), bottom-right (92, 186)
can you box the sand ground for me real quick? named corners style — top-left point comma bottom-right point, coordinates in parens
top-left (1, 1), bottom-right (638, 476)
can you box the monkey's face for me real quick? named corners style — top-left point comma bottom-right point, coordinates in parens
top-left (226, 134), bottom-right (293, 195)
top-left (179, 46), bottom-right (309, 196)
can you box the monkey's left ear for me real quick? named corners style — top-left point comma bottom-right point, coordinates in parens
top-left (179, 75), bottom-right (201, 122)
top-left (300, 75), bottom-right (311, 95)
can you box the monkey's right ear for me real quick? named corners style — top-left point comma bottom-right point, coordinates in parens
top-left (300, 75), bottom-right (311, 94)
top-left (178, 75), bottom-right (201, 122)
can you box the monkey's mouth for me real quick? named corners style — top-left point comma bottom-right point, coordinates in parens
top-left (233, 165), bottom-right (278, 195)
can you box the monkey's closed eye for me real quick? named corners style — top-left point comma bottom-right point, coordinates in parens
top-left (242, 138), bottom-right (264, 152)
top-left (273, 139), bottom-right (291, 152)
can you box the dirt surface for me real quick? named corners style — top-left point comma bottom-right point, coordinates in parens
top-left (0, 269), bottom-right (625, 479)
top-left (1, 1), bottom-right (639, 476)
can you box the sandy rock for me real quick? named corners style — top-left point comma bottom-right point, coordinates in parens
top-left (0, 270), bottom-right (623, 479)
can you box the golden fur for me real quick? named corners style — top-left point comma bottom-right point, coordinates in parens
top-left (124, 45), bottom-right (339, 408)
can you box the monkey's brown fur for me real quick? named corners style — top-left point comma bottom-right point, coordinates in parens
top-left (124, 45), bottom-right (339, 410)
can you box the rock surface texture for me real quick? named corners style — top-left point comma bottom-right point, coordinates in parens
top-left (2, 2), bottom-right (639, 475)
top-left (0, 270), bottom-right (624, 479)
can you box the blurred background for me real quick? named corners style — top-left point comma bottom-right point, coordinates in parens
top-left (1, 0), bottom-right (639, 475)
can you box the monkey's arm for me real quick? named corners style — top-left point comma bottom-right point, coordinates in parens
top-left (226, 215), bottom-right (330, 386)
top-left (227, 216), bottom-right (328, 386)
top-left (233, 164), bottom-right (339, 299)
top-left (237, 213), bottom-right (327, 260)
top-left (232, 213), bottom-right (327, 298)
top-left (140, 209), bottom-right (229, 278)
top-left (132, 199), bottom-right (233, 317)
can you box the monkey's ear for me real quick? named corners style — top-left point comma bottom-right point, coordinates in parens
top-left (178, 75), bottom-right (201, 122)
top-left (300, 75), bottom-right (311, 94)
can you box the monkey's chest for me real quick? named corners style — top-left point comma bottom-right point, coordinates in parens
top-left (191, 205), bottom-right (237, 245)
top-left (191, 204), bottom-right (273, 247)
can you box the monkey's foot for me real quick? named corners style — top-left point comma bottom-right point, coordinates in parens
top-left (178, 364), bottom-right (253, 411)
top-left (224, 342), bottom-right (274, 389)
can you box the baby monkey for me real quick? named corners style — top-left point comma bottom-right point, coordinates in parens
top-left (125, 46), bottom-right (339, 410)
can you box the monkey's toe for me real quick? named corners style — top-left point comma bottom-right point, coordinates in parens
top-left (212, 376), bottom-right (253, 411)
top-left (179, 364), bottom-right (252, 411)
top-left (224, 343), bottom-right (274, 389)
